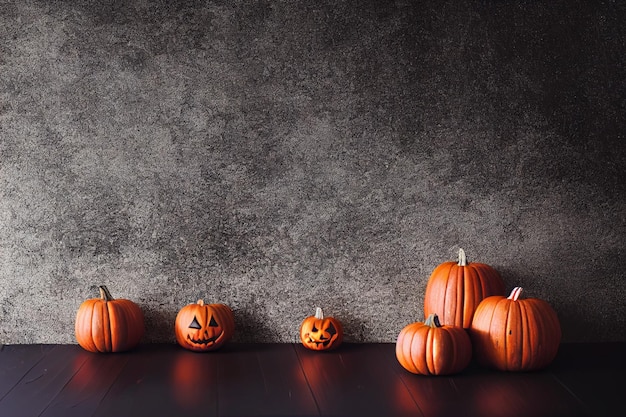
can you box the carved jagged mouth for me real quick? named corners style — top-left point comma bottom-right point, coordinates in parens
top-left (307, 338), bottom-right (332, 347)
top-left (188, 332), bottom-right (222, 345)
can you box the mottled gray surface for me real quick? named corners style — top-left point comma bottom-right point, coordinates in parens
top-left (1, 0), bottom-right (624, 344)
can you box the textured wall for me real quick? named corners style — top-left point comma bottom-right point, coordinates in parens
top-left (1, 0), bottom-right (624, 344)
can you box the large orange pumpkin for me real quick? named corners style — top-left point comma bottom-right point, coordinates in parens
top-left (75, 285), bottom-right (145, 353)
top-left (470, 287), bottom-right (561, 371)
top-left (396, 313), bottom-right (472, 375)
top-left (299, 307), bottom-right (343, 351)
top-left (175, 300), bottom-right (235, 352)
top-left (423, 248), bottom-right (505, 328)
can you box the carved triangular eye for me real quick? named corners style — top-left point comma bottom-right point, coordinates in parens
top-left (209, 316), bottom-right (219, 327)
top-left (311, 325), bottom-right (318, 333)
top-left (326, 323), bottom-right (337, 336)
top-left (189, 316), bottom-right (202, 329)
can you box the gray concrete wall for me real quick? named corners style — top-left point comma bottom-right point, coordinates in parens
top-left (1, 0), bottom-right (624, 344)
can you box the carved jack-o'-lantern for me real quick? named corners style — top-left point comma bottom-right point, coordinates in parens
top-left (175, 300), bottom-right (235, 352)
top-left (300, 307), bottom-right (343, 351)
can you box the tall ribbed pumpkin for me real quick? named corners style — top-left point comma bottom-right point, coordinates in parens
top-left (470, 287), bottom-right (561, 371)
top-left (423, 249), bottom-right (505, 328)
top-left (75, 286), bottom-right (145, 353)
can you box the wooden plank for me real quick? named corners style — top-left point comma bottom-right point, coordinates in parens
top-left (216, 343), bottom-right (319, 417)
top-left (373, 343), bottom-right (476, 417)
top-left (91, 344), bottom-right (219, 417)
top-left (0, 344), bottom-right (55, 400)
top-left (452, 366), bottom-right (589, 417)
top-left (550, 342), bottom-right (626, 417)
top-left (0, 342), bottom-right (620, 417)
top-left (0, 345), bottom-right (88, 417)
top-left (295, 343), bottom-right (423, 417)
top-left (390, 343), bottom-right (590, 417)
top-left (40, 349), bottom-right (130, 417)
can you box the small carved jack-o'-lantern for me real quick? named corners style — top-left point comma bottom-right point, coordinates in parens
top-left (175, 300), bottom-right (235, 352)
top-left (300, 307), bottom-right (343, 351)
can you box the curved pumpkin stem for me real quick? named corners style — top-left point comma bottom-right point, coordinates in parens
top-left (197, 299), bottom-right (205, 306)
top-left (458, 248), bottom-right (468, 266)
top-left (508, 287), bottom-right (523, 301)
top-left (314, 307), bottom-right (324, 320)
top-left (424, 313), bottom-right (442, 328)
top-left (99, 286), bottom-right (114, 302)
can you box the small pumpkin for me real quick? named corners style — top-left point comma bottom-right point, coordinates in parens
top-left (470, 287), bottom-right (561, 371)
top-left (423, 248), bottom-right (505, 329)
top-left (396, 313), bottom-right (472, 375)
top-left (300, 307), bottom-right (343, 351)
top-left (175, 300), bottom-right (235, 352)
top-left (75, 285), bottom-right (145, 353)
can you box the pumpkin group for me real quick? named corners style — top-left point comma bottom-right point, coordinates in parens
top-left (396, 313), bottom-right (472, 375)
top-left (470, 287), bottom-right (561, 371)
top-left (300, 307), bottom-right (343, 351)
top-left (423, 248), bottom-right (505, 329)
top-left (75, 285), bottom-right (145, 353)
top-left (175, 300), bottom-right (235, 352)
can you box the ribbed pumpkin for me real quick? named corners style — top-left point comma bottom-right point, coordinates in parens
top-left (470, 287), bottom-right (561, 371)
top-left (175, 300), bottom-right (235, 352)
top-left (75, 285), bottom-right (145, 353)
top-left (396, 313), bottom-right (472, 375)
top-left (423, 248), bottom-right (505, 328)
top-left (300, 307), bottom-right (343, 351)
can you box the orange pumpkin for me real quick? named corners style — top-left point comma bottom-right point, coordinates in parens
top-left (75, 285), bottom-right (145, 353)
top-left (423, 248), bottom-right (505, 328)
top-left (175, 300), bottom-right (235, 352)
top-left (299, 307), bottom-right (343, 351)
top-left (396, 313), bottom-right (472, 375)
top-left (470, 287), bottom-right (561, 371)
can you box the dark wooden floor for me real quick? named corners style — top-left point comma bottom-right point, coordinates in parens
top-left (0, 342), bottom-right (623, 417)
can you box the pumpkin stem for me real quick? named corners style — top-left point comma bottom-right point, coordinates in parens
top-left (424, 313), bottom-right (442, 328)
top-left (508, 287), bottom-right (523, 301)
top-left (197, 299), bottom-right (205, 306)
top-left (458, 248), bottom-right (468, 266)
top-left (99, 286), bottom-right (114, 302)
top-left (314, 307), bottom-right (324, 320)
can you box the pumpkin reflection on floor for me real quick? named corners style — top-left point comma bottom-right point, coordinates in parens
top-left (470, 373), bottom-right (576, 417)
top-left (68, 348), bottom-right (130, 394)
top-left (171, 351), bottom-right (217, 409)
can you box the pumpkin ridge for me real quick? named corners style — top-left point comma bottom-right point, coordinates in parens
top-left (518, 298), bottom-right (533, 369)
top-left (424, 262), bottom-right (454, 322)
top-left (99, 300), bottom-right (112, 353)
top-left (426, 326), bottom-right (435, 375)
top-left (406, 326), bottom-right (420, 374)
top-left (107, 301), bottom-right (121, 352)
top-left (463, 266), bottom-right (478, 328)
top-left (443, 264), bottom-right (457, 325)
top-left (417, 325), bottom-right (430, 375)
top-left (119, 299), bottom-right (143, 351)
top-left (396, 326), bottom-right (409, 372)
top-left (76, 301), bottom-right (97, 352)
top-left (509, 298), bottom-right (524, 371)
top-left (494, 298), bottom-right (510, 370)
top-left (433, 328), bottom-right (448, 375)
top-left (455, 266), bottom-right (464, 327)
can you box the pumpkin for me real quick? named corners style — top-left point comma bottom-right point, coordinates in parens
top-left (396, 313), bottom-right (472, 375)
top-left (470, 287), bottom-right (561, 371)
top-left (299, 307), bottom-right (343, 351)
top-left (175, 300), bottom-right (235, 352)
top-left (75, 285), bottom-right (145, 353)
top-left (423, 248), bottom-right (505, 329)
